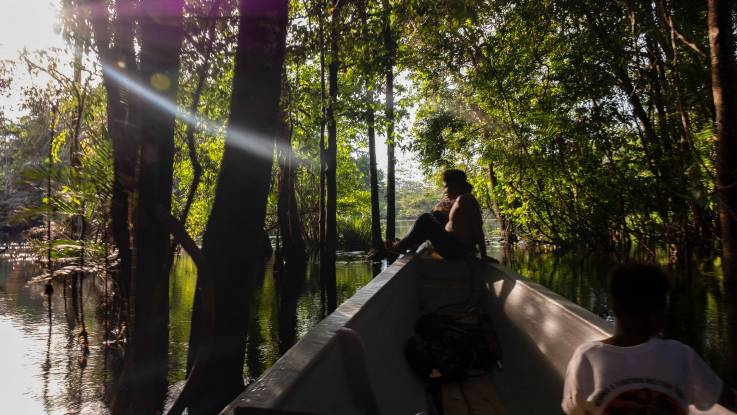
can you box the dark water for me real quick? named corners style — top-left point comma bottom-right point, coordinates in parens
top-left (0, 250), bottom-right (373, 414)
top-left (0, 223), bottom-right (730, 413)
top-left (492, 244), bottom-right (729, 379)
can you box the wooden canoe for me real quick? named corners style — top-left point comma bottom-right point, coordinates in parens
top-left (221, 254), bottom-right (731, 415)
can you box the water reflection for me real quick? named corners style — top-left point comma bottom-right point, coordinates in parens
top-left (275, 259), bottom-right (307, 355)
top-left (0, 255), bottom-right (110, 414)
top-left (1, 251), bottom-right (375, 413)
top-left (490, 244), bottom-right (729, 379)
top-left (41, 286), bottom-right (52, 412)
top-left (0, 240), bottom-right (730, 412)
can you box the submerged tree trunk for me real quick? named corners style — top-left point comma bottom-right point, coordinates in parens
top-left (367, 100), bottom-right (382, 255)
top-left (276, 257), bottom-right (307, 354)
top-left (382, 0), bottom-right (396, 243)
top-left (322, 0), bottom-right (341, 312)
top-left (277, 107), bottom-right (306, 264)
top-left (317, 0), bottom-right (327, 291)
top-left (88, 0), bottom-right (137, 323)
top-left (87, 0), bottom-right (180, 411)
top-left (708, 0), bottom-right (737, 385)
top-left (360, 0), bottom-right (382, 258)
top-left (166, 0), bottom-right (222, 275)
top-left (185, 0), bottom-right (289, 412)
top-left (112, 0), bottom-right (185, 412)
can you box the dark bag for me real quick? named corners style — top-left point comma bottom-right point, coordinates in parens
top-left (404, 311), bottom-right (501, 383)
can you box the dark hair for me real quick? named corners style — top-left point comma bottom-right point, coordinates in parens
top-left (443, 169), bottom-right (473, 192)
top-left (608, 263), bottom-right (669, 314)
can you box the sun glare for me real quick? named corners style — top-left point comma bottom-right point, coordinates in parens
top-left (0, 0), bottom-right (66, 118)
top-left (102, 63), bottom-right (298, 165)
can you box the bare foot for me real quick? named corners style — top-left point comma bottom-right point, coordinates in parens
top-left (368, 247), bottom-right (385, 260)
top-left (384, 239), bottom-right (403, 255)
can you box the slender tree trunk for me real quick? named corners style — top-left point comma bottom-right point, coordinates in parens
top-left (708, 0), bottom-right (737, 385)
top-left (382, 0), bottom-right (396, 242)
top-left (317, 0), bottom-right (328, 299)
top-left (70, 43), bottom-right (87, 335)
top-left (112, 0), bottom-right (185, 413)
top-left (277, 105), bottom-right (306, 264)
top-left (368, 102), bottom-right (382, 254)
top-left (167, 0), bottom-right (223, 277)
top-left (185, 1), bottom-right (289, 412)
top-left (487, 164), bottom-right (502, 225)
top-left (361, 0), bottom-right (382, 257)
top-left (323, 0), bottom-right (341, 312)
top-left (657, 0), bottom-right (715, 256)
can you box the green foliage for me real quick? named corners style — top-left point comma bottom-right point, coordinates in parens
top-left (4, 0), bottom-right (721, 260)
top-left (395, 174), bottom-right (441, 219)
top-left (1, 47), bottom-right (113, 281)
top-left (401, 0), bottom-right (718, 253)
top-left (337, 215), bottom-right (372, 251)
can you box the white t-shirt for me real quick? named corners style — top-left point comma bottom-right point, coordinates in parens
top-left (562, 337), bottom-right (723, 415)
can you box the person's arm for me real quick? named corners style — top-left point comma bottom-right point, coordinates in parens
top-left (686, 344), bottom-right (731, 412)
top-left (562, 346), bottom-right (595, 414)
top-left (433, 197), bottom-right (452, 213)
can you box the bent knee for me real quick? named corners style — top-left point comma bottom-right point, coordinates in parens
top-left (417, 212), bottom-right (435, 224)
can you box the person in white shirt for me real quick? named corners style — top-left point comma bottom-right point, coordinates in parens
top-left (562, 263), bottom-right (736, 414)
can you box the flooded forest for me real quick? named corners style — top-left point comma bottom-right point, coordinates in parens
top-left (1, 0), bottom-right (737, 414)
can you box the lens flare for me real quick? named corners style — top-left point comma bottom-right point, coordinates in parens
top-left (101, 63), bottom-right (303, 166)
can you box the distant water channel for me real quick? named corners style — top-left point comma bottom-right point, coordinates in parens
top-left (0, 219), bottom-right (729, 413)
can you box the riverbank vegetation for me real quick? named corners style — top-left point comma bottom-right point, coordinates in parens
top-left (1, 0), bottom-right (737, 412)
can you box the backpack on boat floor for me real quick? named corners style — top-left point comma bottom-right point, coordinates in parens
top-left (404, 309), bottom-right (502, 383)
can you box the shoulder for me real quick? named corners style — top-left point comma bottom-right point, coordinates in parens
top-left (573, 340), bottom-right (602, 358)
top-left (567, 341), bottom-right (602, 368)
top-left (456, 193), bottom-right (479, 207)
top-left (648, 338), bottom-right (714, 370)
top-left (654, 338), bottom-right (696, 356)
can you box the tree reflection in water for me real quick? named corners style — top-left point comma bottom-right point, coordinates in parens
top-left (1, 246), bottom-right (727, 412)
top-left (492, 244), bottom-right (728, 379)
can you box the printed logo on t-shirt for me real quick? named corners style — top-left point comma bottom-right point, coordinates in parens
top-left (601, 388), bottom-right (685, 414)
top-left (595, 378), bottom-right (687, 415)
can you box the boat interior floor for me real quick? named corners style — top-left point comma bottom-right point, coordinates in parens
top-left (442, 376), bottom-right (508, 415)
top-left (418, 257), bottom-right (562, 415)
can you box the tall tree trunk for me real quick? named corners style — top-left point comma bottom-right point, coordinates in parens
top-left (367, 100), bottom-right (382, 254)
top-left (708, 0), bottom-right (737, 385)
top-left (318, 0), bottom-right (327, 272)
top-left (277, 105), bottom-right (306, 264)
top-left (112, 0), bottom-right (185, 412)
top-left (361, 0), bottom-right (382, 257)
top-left (87, 0), bottom-right (137, 324)
top-left (70, 45), bottom-right (85, 326)
top-left (185, 0), bottom-right (289, 412)
top-left (382, 0), bottom-right (396, 242)
top-left (322, 0), bottom-right (341, 312)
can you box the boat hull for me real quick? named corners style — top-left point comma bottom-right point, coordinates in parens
top-left (222, 255), bottom-right (732, 415)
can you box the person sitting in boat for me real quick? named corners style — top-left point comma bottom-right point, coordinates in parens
top-left (428, 196), bottom-right (453, 228)
top-left (562, 263), bottom-right (736, 415)
top-left (385, 169), bottom-right (491, 261)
